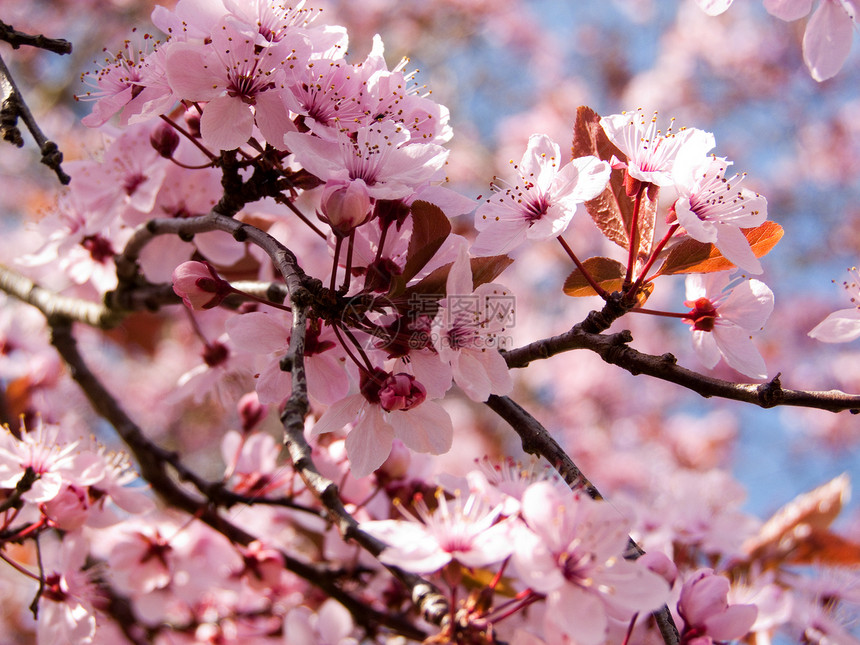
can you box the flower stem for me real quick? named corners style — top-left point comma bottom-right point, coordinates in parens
top-left (557, 235), bottom-right (608, 299)
top-left (624, 184), bottom-right (646, 287)
top-left (627, 222), bottom-right (679, 299)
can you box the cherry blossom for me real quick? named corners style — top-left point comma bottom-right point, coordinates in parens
top-left (511, 481), bottom-right (670, 645)
top-left (226, 311), bottom-right (349, 405)
top-left (682, 272), bottom-right (774, 379)
top-left (284, 119), bottom-right (449, 200)
top-left (165, 19), bottom-right (306, 150)
top-left (472, 133), bottom-right (610, 255)
top-left (809, 267), bottom-right (860, 342)
top-left (600, 109), bottom-right (715, 190)
top-left (361, 489), bottom-right (513, 574)
top-left (677, 569), bottom-right (758, 644)
top-left (672, 156), bottom-right (768, 274)
top-left (172, 260), bottom-right (233, 310)
top-left (430, 243), bottom-right (513, 401)
top-left (310, 368), bottom-right (453, 477)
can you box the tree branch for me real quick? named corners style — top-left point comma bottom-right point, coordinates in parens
top-left (0, 21), bottom-right (72, 55)
top-left (503, 319), bottom-right (860, 414)
top-left (47, 320), bottom-right (425, 641)
top-left (0, 52), bottom-right (69, 184)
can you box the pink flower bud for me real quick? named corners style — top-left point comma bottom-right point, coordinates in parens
top-left (321, 179), bottom-right (371, 235)
top-left (238, 392), bottom-right (267, 434)
top-left (678, 569), bottom-right (758, 643)
top-left (638, 551), bottom-right (678, 588)
top-left (378, 373), bottom-right (426, 412)
top-left (172, 261), bottom-right (232, 310)
top-left (150, 122), bottom-right (180, 158)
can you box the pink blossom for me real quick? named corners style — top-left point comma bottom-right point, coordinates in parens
top-left (672, 156), bottom-right (768, 274)
top-left (284, 119), bottom-right (449, 200)
top-left (600, 109), bottom-right (715, 189)
top-left (677, 569), bottom-right (758, 644)
top-left (361, 489), bottom-right (513, 574)
top-left (37, 535), bottom-right (99, 645)
top-left (284, 599), bottom-right (358, 645)
top-left (809, 267), bottom-right (860, 342)
top-left (431, 243), bottom-right (514, 401)
top-left (172, 260), bottom-right (233, 310)
top-left (472, 134), bottom-right (610, 255)
top-left (683, 273), bottom-right (774, 379)
top-left (0, 418), bottom-right (83, 503)
top-left (310, 368), bottom-right (453, 477)
top-left (165, 20), bottom-right (306, 150)
top-left (764, 0), bottom-right (857, 81)
top-left (225, 311), bottom-right (348, 405)
top-left (511, 481), bottom-right (670, 645)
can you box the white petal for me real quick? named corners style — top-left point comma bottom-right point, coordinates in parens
top-left (808, 308), bottom-right (860, 342)
top-left (713, 224), bottom-right (763, 275)
top-left (719, 279), bottom-right (774, 329)
top-left (714, 325), bottom-right (768, 379)
top-left (764, 0), bottom-right (814, 20)
top-left (695, 0), bottom-right (734, 15)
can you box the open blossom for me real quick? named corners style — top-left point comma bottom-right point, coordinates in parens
top-left (472, 134), bottom-right (610, 255)
top-left (672, 156), bottom-right (768, 274)
top-left (600, 109), bottom-right (714, 189)
top-left (361, 489), bottom-right (513, 574)
top-left (226, 311), bottom-right (348, 405)
top-left (511, 481), bottom-right (670, 645)
top-left (764, 0), bottom-right (858, 81)
top-left (677, 569), bottom-right (758, 644)
top-left (284, 119), bottom-right (449, 200)
top-left (683, 273), bottom-right (774, 379)
top-left (431, 243), bottom-right (513, 401)
top-left (809, 267), bottom-right (860, 342)
top-left (165, 19), bottom-right (306, 150)
top-left (310, 368), bottom-right (453, 477)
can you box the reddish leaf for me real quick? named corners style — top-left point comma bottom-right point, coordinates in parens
top-left (743, 474), bottom-right (849, 565)
top-left (655, 221), bottom-right (784, 277)
top-left (783, 528), bottom-right (860, 566)
top-left (563, 256), bottom-right (626, 297)
top-left (401, 255), bottom-right (513, 303)
top-left (572, 106), bottom-right (655, 258)
top-left (401, 201), bottom-right (452, 283)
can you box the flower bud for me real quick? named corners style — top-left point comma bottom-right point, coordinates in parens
top-left (172, 261), bottom-right (232, 310)
top-left (150, 122), bottom-right (180, 158)
top-left (238, 392), bottom-right (267, 434)
top-left (321, 179), bottom-right (371, 235)
top-left (378, 373), bottom-right (426, 412)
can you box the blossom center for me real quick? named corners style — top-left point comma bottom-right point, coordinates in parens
top-left (684, 297), bottom-right (718, 332)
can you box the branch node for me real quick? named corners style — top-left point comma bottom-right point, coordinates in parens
top-left (757, 372), bottom-right (784, 408)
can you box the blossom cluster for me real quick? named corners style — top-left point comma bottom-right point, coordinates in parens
top-left (0, 0), bottom-right (858, 643)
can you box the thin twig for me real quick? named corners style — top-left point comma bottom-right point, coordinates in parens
top-left (0, 21), bottom-right (72, 55)
top-left (0, 52), bottom-right (70, 183)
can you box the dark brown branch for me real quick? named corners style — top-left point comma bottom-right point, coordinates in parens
top-left (503, 320), bottom-right (860, 414)
top-left (0, 52), bottom-right (69, 184)
top-left (279, 301), bottom-right (448, 629)
top-left (485, 394), bottom-right (680, 645)
top-left (0, 21), bottom-right (72, 55)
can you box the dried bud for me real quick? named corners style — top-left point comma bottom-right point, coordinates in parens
top-left (321, 179), bottom-right (371, 235)
top-left (172, 261), bottom-right (232, 310)
top-left (150, 122), bottom-right (180, 158)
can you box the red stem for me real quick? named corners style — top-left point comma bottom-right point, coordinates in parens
top-left (557, 235), bottom-right (609, 299)
top-left (624, 185), bottom-right (645, 286)
top-left (627, 223), bottom-right (679, 299)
